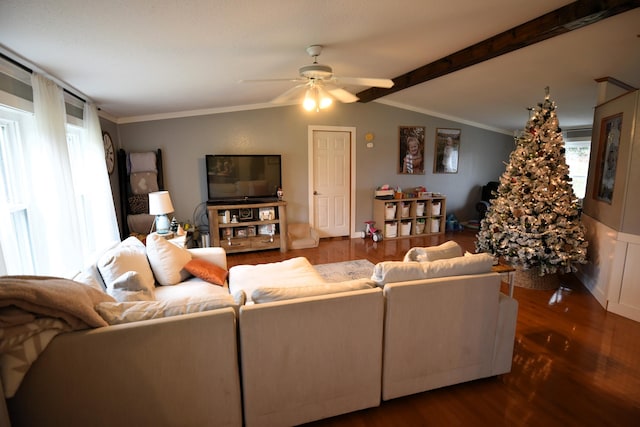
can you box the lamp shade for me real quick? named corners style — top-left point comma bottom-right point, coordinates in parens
top-left (148, 191), bottom-right (174, 215)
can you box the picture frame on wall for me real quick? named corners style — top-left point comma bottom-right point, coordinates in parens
top-left (594, 113), bottom-right (622, 204)
top-left (398, 126), bottom-right (426, 174)
top-left (434, 128), bottom-right (460, 174)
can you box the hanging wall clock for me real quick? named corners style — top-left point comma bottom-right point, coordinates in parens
top-left (103, 132), bottom-right (115, 174)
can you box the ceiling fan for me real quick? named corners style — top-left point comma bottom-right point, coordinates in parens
top-left (242, 45), bottom-right (394, 111)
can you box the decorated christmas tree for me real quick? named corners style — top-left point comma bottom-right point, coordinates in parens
top-left (476, 88), bottom-right (587, 277)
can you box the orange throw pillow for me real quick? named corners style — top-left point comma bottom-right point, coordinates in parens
top-left (184, 259), bottom-right (228, 286)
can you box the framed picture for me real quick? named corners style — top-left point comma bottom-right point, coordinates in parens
top-left (434, 128), bottom-right (460, 173)
top-left (594, 113), bottom-right (622, 204)
top-left (258, 224), bottom-right (274, 235)
top-left (246, 225), bottom-right (257, 236)
top-left (259, 207), bottom-right (275, 221)
top-left (235, 227), bottom-right (248, 238)
top-left (398, 126), bottom-right (425, 174)
top-left (239, 208), bottom-right (253, 221)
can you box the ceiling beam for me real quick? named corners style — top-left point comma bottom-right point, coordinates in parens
top-left (356, 0), bottom-right (640, 103)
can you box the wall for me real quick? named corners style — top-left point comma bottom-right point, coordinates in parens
top-left (583, 90), bottom-right (640, 234)
top-left (116, 102), bottom-right (513, 234)
top-left (578, 89), bottom-right (640, 322)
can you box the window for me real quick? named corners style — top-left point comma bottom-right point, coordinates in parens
top-left (565, 140), bottom-right (591, 200)
top-left (66, 123), bottom-right (98, 257)
top-left (0, 107), bottom-right (36, 274)
top-left (0, 69), bottom-right (119, 276)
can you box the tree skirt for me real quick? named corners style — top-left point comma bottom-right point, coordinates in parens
top-left (515, 266), bottom-right (560, 290)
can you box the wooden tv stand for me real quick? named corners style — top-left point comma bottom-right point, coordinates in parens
top-left (207, 201), bottom-right (287, 253)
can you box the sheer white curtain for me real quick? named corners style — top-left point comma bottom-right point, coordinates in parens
top-left (27, 73), bottom-right (83, 275)
top-left (78, 102), bottom-right (120, 255)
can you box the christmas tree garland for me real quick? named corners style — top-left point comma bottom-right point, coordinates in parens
top-left (476, 88), bottom-right (588, 276)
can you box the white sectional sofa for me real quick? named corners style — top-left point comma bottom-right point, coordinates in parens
top-left (229, 257), bottom-right (383, 427)
top-left (2, 240), bottom-right (518, 427)
top-left (3, 235), bottom-right (243, 427)
top-left (374, 241), bottom-right (518, 399)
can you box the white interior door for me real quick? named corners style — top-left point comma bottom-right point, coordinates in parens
top-left (309, 127), bottom-right (354, 237)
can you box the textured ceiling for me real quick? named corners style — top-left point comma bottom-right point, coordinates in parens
top-left (1, 0), bottom-right (639, 132)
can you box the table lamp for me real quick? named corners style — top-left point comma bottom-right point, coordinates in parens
top-left (148, 191), bottom-right (174, 235)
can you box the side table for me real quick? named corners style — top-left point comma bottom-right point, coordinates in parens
top-left (491, 263), bottom-right (515, 297)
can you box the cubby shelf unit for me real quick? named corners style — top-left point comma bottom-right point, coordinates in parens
top-left (373, 196), bottom-right (446, 239)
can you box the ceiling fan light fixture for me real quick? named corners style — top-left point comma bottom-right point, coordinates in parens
top-left (303, 88), bottom-right (317, 111)
top-left (317, 86), bottom-right (333, 109)
top-left (303, 85), bottom-right (332, 112)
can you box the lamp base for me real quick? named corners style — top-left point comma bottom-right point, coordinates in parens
top-left (155, 214), bottom-right (171, 235)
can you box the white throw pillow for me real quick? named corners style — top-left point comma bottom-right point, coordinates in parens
top-left (97, 237), bottom-right (155, 292)
top-left (403, 241), bottom-right (463, 262)
top-left (146, 232), bottom-right (192, 286)
top-left (422, 252), bottom-right (494, 278)
top-left (371, 261), bottom-right (424, 285)
top-left (251, 278), bottom-right (375, 303)
top-left (108, 271), bottom-right (156, 302)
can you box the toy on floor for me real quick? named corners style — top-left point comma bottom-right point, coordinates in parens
top-left (364, 220), bottom-right (383, 242)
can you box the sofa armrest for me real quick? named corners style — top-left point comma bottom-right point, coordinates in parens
top-left (8, 308), bottom-right (242, 427)
top-left (492, 292), bottom-right (519, 375)
top-left (188, 246), bottom-right (228, 270)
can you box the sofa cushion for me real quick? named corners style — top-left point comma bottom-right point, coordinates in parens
top-left (403, 241), bottom-right (463, 262)
top-left (251, 278), bottom-right (376, 303)
top-left (108, 271), bottom-right (155, 302)
top-left (72, 267), bottom-right (106, 293)
top-left (229, 257), bottom-right (325, 303)
top-left (146, 232), bottom-right (192, 286)
top-left (371, 261), bottom-right (424, 285)
top-left (184, 258), bottom-right (228, 286)
top-left (95, 294), bottom-right (237, 325)
top-left (422, 252), bottom-right (494, 278)
top-left (373, 252), bottom-right (495, 285)
top-left (97, 237), bottom-right (155, 293)
top-left (154, 277), bottom-right (230, 303)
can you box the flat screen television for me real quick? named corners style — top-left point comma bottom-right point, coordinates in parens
top-left (206, 154), bottom-right (282, 204)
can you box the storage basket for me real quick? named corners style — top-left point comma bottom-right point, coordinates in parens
top-left (416, 203), bottom-right (425, 216)
top-left (400, 221), bottom-right (412, 236)
top-left (515, 266), bottom-right (560, 290)
top-left (385, 204), bottom-right (397, 220)
top-left (430, 218), bottom-right (440, 233)
top-left (432, 202), bottom-right (441, 216)
top-left (401, 203), bottom-right (410, 218)
top-left (385, 222), bottom-right (398, 237)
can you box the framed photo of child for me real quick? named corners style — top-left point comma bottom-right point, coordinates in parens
top-left (434, 128), bottom-right (460, 174)
top-left (398, 126), bottom-right (425, 174)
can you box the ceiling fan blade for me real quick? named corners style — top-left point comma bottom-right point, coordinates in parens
top-left (325, 86), bottom-right (359, 103)
top-left (271, 84), bottom-right (308, 104)
top-left (240, 78), bottom-right (304, 83)
top-left (334, 76), bottom-right (394, 88)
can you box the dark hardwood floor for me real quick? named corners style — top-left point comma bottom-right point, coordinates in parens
top-left (226, 230), bottom-right (640, 427)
